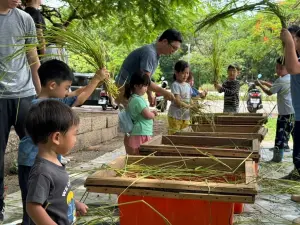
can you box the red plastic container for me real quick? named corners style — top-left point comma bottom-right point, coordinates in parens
top-left (234, 203), bottom-right (244, 214)
top-left (233, 162), bottom-right (257, 214)
top-left (118, 195), bottom-right (234, 225)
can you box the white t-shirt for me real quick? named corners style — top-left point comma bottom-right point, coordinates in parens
top-left (168, 81), bottom-right (192, 120)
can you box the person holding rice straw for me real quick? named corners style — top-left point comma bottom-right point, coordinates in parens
top-left (255, 57), bottom-right (294, 161)
top-left (123, 71), bottom-right (157, 155)
top-left (214, 64), bottom-right (240, 113)
top-left (115, 29), bottom-right (182, 108)
top-left (168, 60), bottom-right (194, 134)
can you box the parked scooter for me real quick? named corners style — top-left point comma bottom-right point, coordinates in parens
top-left (246, 74), bottom-right (263, 113)
top-left (155, 77), bottom-right (168, 112)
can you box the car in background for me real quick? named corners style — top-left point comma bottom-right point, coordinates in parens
top-left (71, 73), bottom-right (118, 110)
top-left (70, 72), bottom-right (104, 106)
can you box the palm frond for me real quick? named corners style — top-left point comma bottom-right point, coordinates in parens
top-left (195, 0), bottom-right (287, 32)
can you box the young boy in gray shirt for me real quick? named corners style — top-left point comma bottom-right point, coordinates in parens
top-left (256, 57), bottom-right (294, 162)
top-left (25, 100), bottom-right (88, 225)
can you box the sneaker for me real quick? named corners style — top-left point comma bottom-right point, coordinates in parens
top-left (281, 170), bottom-right (300, 181)
top-left (0, 207), bottom-right (5, 222)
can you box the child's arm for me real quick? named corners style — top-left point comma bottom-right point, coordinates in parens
top-left (174, 94), bottom-right (191, 109)
top-left (142, 108), bottom-right (157, 119)
top-left (72, 68), bottom-right (109, 106)
top-left (255, 80), bottom-right (273, 96)
top-left (67, 86), bottom-right (86, 97)
top-left (260, 81), bottom-right (272, 88)
top-left (27, 203), bottom-right (57, 225)
top-left (75, 200), bottom-right (88, 216)
top-left (219, 82), bottom-right (240, 95)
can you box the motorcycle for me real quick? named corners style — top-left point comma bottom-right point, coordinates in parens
top-left (246, 74), bottom-right (263, 113)
top-left (98, 89), bottom-right (118, 111)
top-left (155, 78), bottom-right (168, 112)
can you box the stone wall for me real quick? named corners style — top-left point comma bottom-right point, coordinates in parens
top-left (5, 112), bottom-right (119, 173)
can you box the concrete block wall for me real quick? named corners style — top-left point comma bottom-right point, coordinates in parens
top-left (5, 112), bottom-right (119, 173)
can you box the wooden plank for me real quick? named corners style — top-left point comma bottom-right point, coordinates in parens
top-left (245, 161), bottom-right (257, 185)
top-left (258, 127), bottom-right (268, 140)
top-left (175, 131), bottom-right (262, 141)
top-left (139, 147), bottom-right (260, 161)
top-left (84, 177), bottom-right (257, 195)
top-left (190, 124), bottom-right (262, 133)
top-left (192, 115), bottom-right (268, 125)
top-left (160, 135), bottom-right (254, 148)
top-left (85, 186), bottom-right (255, 203)
top-left (125, 156), bottom-right (248, 171)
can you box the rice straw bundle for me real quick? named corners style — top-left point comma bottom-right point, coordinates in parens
top-left (45, 27), bottom-right (119, 97)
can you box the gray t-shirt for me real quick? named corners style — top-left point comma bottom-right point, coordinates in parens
top-left (291, 74), bottom-right (300, 121)
top-left (168, 81), bottom-right (192, 121)
top-left (0, 8), bottom-right (37, 98)
top-left (270, 74), bottom-right (294, 116)
top-left (27, 156), bottom-right (76, 225)
top-left (115, 44), bottom-right (159, 85)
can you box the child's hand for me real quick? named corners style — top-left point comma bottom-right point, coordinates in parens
top-left (94, 68), bottom-right (110, 82)
top-left (152, 110), bottom-right (158, 116)
top-left (163, 91), bottom-right (175, 101)
top-left (190, 104), bottom-right (199, 112)
top-left (280, 28), bottom-right (294, 44)
top-left (75, 201), bottom-right (88, 216)
top-left (201, 90), bottom-right (208, 98)
top-left (214, 84), bottom-right (222, 91)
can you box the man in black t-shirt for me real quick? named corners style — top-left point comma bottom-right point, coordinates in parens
top-left (25, 0), bottom-right (46, 56)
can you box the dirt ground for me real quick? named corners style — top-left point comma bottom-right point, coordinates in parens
top-left (4, 117), bottom-right (169, 195)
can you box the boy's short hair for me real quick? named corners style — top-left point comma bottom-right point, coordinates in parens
top-left (158, 29), bottom-right (183, 43)
top-left (38, 59), bottom-right (74, 86)
top-left (25, 99), bottom-right (80, 145)
top-left (228, 64), bottom-right (238, 70)
top-left (276, 57), bottom-right (285, 65)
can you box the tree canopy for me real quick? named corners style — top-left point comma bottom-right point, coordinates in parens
top-left (25, 0), bottom-right (300, 86)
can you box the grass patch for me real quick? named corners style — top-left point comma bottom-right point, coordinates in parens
top-left (264, 117), bottom-right (276, 142)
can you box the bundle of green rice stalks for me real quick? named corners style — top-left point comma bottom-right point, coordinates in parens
top-left (45, 27), bottom-right (120, 98)
top-left (106, 156), bottom-right (246, 184)
top-left (195, 0), bottom-right (287, 32)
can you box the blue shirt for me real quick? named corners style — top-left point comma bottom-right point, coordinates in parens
top-left (18, 97), bottom-right (77, 166)
top-left (115, 44), bottom-right (159, 85)
top-left (291, 74), bottom-right (300, 120)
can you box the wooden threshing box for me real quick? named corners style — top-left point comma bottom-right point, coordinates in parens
top-left (85, 155), bottom-right (258, 203)
top-left (140, 135), bottom-right (260, 161)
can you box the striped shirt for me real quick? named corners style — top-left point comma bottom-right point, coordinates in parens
top-left (219, 79), bottom-right (240, 113)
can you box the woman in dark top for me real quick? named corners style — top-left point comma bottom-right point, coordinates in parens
top-left (24, 0), bottom-right (46, 56)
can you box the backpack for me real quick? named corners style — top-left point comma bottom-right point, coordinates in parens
top-left (118, 108), bottom-right (134, 135)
